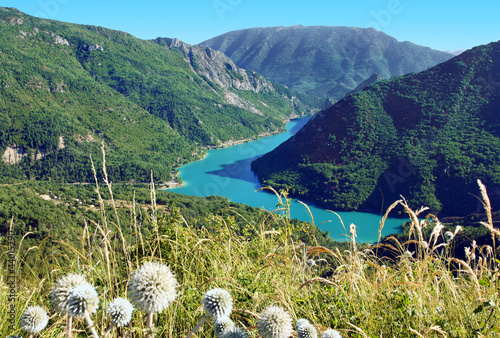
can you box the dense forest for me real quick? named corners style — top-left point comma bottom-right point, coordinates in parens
top-left (0, 7), bottom-right (321, 184)
top-left (252, 41), bottom-right (500, 217)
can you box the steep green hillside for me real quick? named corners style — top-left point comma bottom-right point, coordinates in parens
top-left (0, 8), bottom-right (320, 183)
top-left (252, 41), bottom-right (500, 216)
top-left (200, 26), bottom-right (453, 100)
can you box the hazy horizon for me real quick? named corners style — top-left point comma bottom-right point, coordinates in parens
top-left (3, 0), bottom-right (499, 52)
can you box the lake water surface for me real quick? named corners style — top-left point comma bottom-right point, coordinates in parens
top-left (168, 117), bottom-right (405, 242)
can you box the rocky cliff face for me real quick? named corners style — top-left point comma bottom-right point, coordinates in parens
top-left (2, 146), bottom-right (46, 165)
top-left (156, 37), bottom-right (273, 92)
top-left (155, 37), bottom-right (312, 116)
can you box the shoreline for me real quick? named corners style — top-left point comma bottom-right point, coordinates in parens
top-left (161, 121), bottom-right (298, 190)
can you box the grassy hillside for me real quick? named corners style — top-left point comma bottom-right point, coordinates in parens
top-left (0, 7), bottom-right (321, 183)
top-left (252, 41), bottom-right (500, 216)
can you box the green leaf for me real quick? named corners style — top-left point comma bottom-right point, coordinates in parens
top-left (473, 304), bottom-right (484, 314)
top-left (479, 278), bottom-right (490, 286)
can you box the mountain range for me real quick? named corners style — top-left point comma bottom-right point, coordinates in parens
top-left (200, 26), bottom-right (454, 100)
top-left (252, 41), bottom-right (500, 216)
top-left (0, 7), bottom-right (320, 183)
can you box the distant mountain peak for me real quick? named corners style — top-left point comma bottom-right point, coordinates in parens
top-left (446, 49), bottom-right (466, 56)
top-left (200, 26), bottom-right (453, 99)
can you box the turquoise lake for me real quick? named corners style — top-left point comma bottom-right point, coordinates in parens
top-left (168, 117), bottom-right (405, 243)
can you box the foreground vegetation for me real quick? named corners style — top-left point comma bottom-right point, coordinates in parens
top-left (1, 173), bottom-right (499, 336)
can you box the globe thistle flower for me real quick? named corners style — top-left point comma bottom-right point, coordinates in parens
top-left (67, 282), bottom-right (99, 318)
top-left (296, 318), bottom-right (310, 330)
top-left (128, 261), bottom-right (178, 314)
top-left (214, 315), bottom-right (235, 336)
top-left (321, 328), bottom-right (342, 338)
top-left (50, 273), bottom-right (87, 314)
top-left (444, 231), bottom-right (454, 242)
top-left (298, 323), bottom-right (318, 338)
top-left (202, 288), bottom-right (233, 318)
top-left (257, 305), bottom-right (293, 338)
top-left (107, 297), bottom-right (134, 327)
top-left (306, 259), bottom-right (316, 267)
top-left (20, 305), bottom-right (49, 335)
top-left (220, 327), bottom-right (249, 338)
top-left (66, 283), bottom-right (100, 338)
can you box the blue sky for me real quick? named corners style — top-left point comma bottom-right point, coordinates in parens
top-left (3, 0), bottom-right (499, 51)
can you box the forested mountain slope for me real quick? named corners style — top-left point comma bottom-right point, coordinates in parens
top-left (0, 7), bottom-right (320, 183)
top-left (252, 41), bottom-right (500, 216)
top-left (200, 25), bottom-right (453, 100)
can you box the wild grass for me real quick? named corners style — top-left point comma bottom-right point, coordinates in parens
top-left (1, 170), bottom-right (499, 336)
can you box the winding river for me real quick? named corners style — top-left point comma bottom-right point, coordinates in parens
top-left (168, 117), bottom-right (405, 242)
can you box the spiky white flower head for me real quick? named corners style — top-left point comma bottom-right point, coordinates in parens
top-left (128, 261), bottom-right (178, 313)
top-left (67, 283), bottom-right (99, 318)
top-left (321, 329), bottom-right (342, 338)
top-left (50, 273), bottom-right (87, 314)
top-left (444, 231), bottom-right (454, 241)
top-left (202, 288), bottom-right (233, 318)
top-left (298, 323), bottom-right (318, 338)
top-left (214, 315), bottom-right (235, 336)
top-left (20, 305), bottom-right (49, 334)
top-left (306, 259), bottom-right (316, 267)
top-left (296, 318), bottom-right (310, 330)
top-left (257, 305), bottom-right (293, 338)
top-left (220, 327), bottom-right (249, 338)
top-left (107, 297), bottom-right (134, 327)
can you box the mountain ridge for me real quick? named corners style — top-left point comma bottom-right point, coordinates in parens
top-left (251, 41), bottom-right (500, 216)
top-left (200, 25), bottom-right (454, 99)
top-left (0, 7), bottom-right (320, 183)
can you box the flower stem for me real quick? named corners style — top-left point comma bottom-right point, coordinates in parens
top-left (185, 315), bottom-right (209, 338)
top-left (66, 314), bottom-right (73, 338)
top-left (84, 312), bottom-right (100, 338)
top-left (104, 323), bottom-right (115, 336)
top-left (147, 311), bottom-right (155, 338)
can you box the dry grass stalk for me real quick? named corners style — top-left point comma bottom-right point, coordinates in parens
top-left (449, 258), bottom-right (481, 296)
top-left (378, 199), bottom-right (403, 244)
